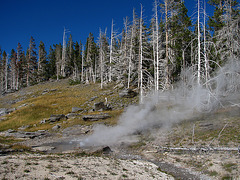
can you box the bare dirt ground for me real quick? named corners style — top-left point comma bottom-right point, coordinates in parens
top-left (0, 153), bottom-right (174, 180)
top-left (2, 123), bottom-right (239, 180)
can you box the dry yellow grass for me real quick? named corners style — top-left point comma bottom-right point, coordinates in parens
top-left (0, 79), bottom-right (137, 131)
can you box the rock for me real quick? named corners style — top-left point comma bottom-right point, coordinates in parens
top-left (32, 146), bottom-right (55, 152)
top-left (93, 102), bottom-right (106, 111)
top-left (102, 146), bottom-right (112, 154)
top-left (72, 107), bottom-right (83, 113)
top-left (6, 129), bottom-right (17, 133)
top-left (0, 108), bottom-right (16, 117)
top-left (6, 108), bottom-right (16, 114)
top-left (82, 113), bottom-right (111, 121)
top-left (52, 125), bottom-right (61, 131)
top-left (94, 102), bottom-right (111, 111)
top-left (4, 131), bottom-right (47, 139)
top-left (66, 113), bottom-right (80, 119)
top-left (18, 125), bottom-right (30, 130)
top-left (49, 114), bottom-right (67, 122)
top-left (0, 148), bottom-right (15, 155)
top-left (40, 119), bottom-right (48, 124)
top-left (89, 96), bottom-right (98, 101)
top-left (119, 89), bottom-right (137, 98)
top-left (0, 108), bottom-right (7, 116)
top-left (18, 103), bottom-right (28, 109)
top-left (91, 146), bottom-right (113, 155)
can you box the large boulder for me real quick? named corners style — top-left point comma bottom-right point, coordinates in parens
top-left (119, 89), bottom-right (137, 98)
top-left (72, 107), bottom-right (83, 113)
top-left (0, 108), bottom-right (16, 117)
top-left (52, 125), bottom-right (61, 131)
top-left (49, 114), bottom-right (67, 123)
top-left (94, 102), bottom-right (112, 111)
top-left (0, 108), bottom-right (7, 116)
top-left (82, 113), bottom-right (111, 121)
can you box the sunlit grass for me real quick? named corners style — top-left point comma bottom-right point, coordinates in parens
top-left (0, 79), bottom-right (131, 132)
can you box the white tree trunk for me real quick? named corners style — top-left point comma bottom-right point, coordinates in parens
top-left (81, 47), bottom-right (84, 82)
top-left (5, 54), bottom-right (8, 91)
top-left (109, 19), bottom-right (114, 83)
top-left (203, 1), bottom-right (209, 86)
top-left (61, 27), bottom-right (67, 77)
top-left (155, 0), bottom-right (159, 91)
top-left (139, 4), bottom-right (143, 104)
top-left (165, 0), bottom-right (170, 90)
top-left (197, 0), bottom-right (201, 85)
top-left (128, 10), bottom-right (136, 89)
top-left (99, 29), bottom-right (104, 89)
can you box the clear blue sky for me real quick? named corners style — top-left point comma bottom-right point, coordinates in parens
top-left (0, 0), bottom-right (213, 54)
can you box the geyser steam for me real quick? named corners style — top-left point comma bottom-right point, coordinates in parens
top-left (80, 60), bottom-right (240, 147)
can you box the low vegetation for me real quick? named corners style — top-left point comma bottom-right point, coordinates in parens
top-left (0, 79), bottom-right (137, 132)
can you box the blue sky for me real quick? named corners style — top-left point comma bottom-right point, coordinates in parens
top-left (0, 0), bottom-right (213, 54)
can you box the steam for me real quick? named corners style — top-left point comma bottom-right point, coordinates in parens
top-left (80, 60), bottom-right (240, 147)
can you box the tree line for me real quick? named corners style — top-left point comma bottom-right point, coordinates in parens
top-left (0, 0), bottom-right (239, 99)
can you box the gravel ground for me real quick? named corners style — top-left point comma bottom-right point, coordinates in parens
top-left (0, 153), bottom-right (174, 180)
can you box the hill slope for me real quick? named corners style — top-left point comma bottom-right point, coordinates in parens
top-left (0, 79), bottom-right (239, 179)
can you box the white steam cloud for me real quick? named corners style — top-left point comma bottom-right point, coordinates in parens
top-left (80, 60), bottom-right (240, 147)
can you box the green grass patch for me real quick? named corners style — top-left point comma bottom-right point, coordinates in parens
top-left (208, 170), bottom-right (218, 176)
top-left (222, 162), bottom-right (237, 173)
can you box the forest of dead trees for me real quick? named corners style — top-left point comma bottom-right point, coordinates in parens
top-left (0, 0), bottom-right (239, 100)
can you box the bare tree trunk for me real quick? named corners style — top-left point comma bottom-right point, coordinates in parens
top-left (203, 1), bottom-right (209, 86)
top-left (128, 10), bottom-right (136, 89)
top-left (128, 28), bottom-right (133, 89)
top-left (56, 62), bottom-right (60, 81)
top-left (139, 4), bottom-right (143, 104)
top-left (99, 29), bottom-right (104, 89)
top-left (81, 47), bottom-right (84, 82)
top-left (197, 0), bottom-right (201, 85)
top-left (5, 54), bottom-right (8, 91)
top-left (61, 27), bottom-right (67, 77)
top-left (165, 0), bottom-right (170, 89)
top-left (155, 0), bottom-right (159, 91)
top-left (109, 19), bottom-right (114, 83)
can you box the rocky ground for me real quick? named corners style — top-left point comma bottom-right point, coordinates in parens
top-left (1, 122), bottom-right (239, 180)
top-left (0, 153), bottom-right (174, 180)
top-left (0, 80), bottom-right (240, 179)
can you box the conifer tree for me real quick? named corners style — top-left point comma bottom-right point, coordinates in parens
top-left (26, 36), bottom-right (37, 86)
top-left (208, 0), bottom-right (240, 63)
top-left (38, 41), bottom-right (48, 81)
top-left (55, 43), bottom-right (62, 80)
top-left (2, 51), bottom-right (8, 92)
top-left (67, 34), bottom-right (75, 77)
top-left (17, 43), bottom-right (26, 88)
top-left (10, 49), bottom-right (17, 90)
top-left (84, 33), bottom-right (98, 83)
top-left (47, 45), bottom-right (57, 79)
top-left (0, 48), bottom-right (3, 93)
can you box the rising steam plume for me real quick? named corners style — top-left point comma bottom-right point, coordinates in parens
top-left (80, 59), bottom-right (240, 147)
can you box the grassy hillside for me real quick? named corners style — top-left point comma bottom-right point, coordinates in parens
top-left (0, 79), bottom-right (138, 132)
top-left (0, 79), bottom-right (239, 148)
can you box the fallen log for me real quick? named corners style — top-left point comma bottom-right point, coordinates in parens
top-left (158, 146), bottom-right (240, 154)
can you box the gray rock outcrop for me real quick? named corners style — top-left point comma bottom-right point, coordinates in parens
top-left (49, 114), bottom-right (67, 122)
top-left (82, 113), bottom-right (111, 121)
top-left (72, 107), bottom-right (83, 113)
